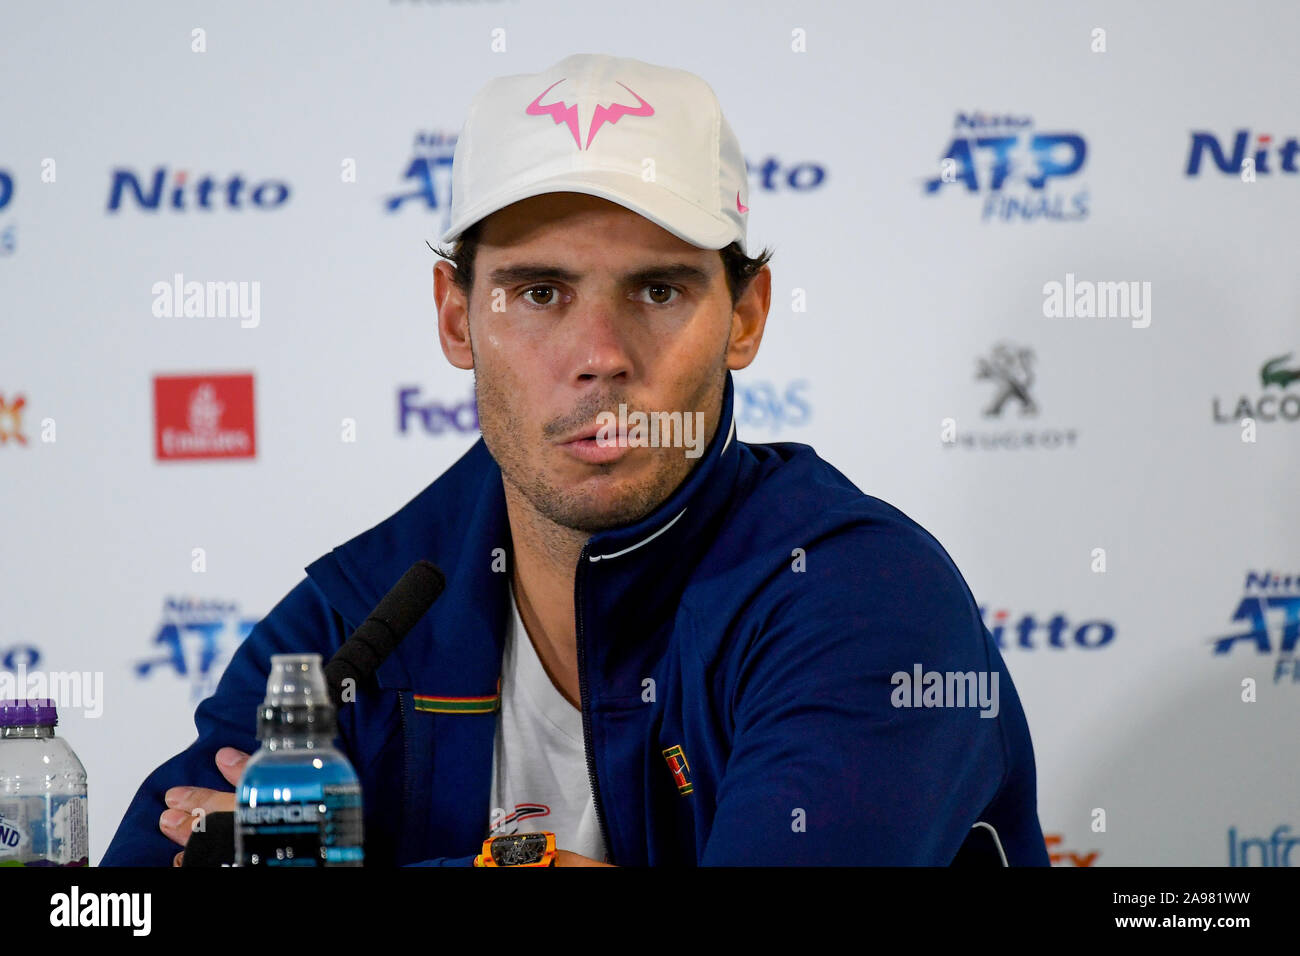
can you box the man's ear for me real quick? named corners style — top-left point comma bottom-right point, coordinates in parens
top-left (435, 260), bottom-right (474, 370)
top-left (725, 264), bottom-right (771, 371)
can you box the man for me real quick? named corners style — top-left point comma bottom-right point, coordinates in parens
top-left (103, 53), bottom-right (1048, 867)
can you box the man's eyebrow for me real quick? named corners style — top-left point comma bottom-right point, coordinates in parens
top-left (485, 262), bottom-right (716, 288)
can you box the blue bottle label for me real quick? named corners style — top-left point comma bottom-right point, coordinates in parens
top-left (237, 784), bottom-right (362, 867)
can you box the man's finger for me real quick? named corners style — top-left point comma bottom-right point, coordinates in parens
top-left (164, 785), bottom-right (235, 815)
top-left (215, 747), bottom-right (250, 788)
top-left (159, 786), bottom-right (236, 848)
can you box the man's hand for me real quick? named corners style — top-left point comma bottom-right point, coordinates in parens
top-left (161, 747), bottom-right (249, 867)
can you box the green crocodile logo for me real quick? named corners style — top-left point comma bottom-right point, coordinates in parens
top-left (1261, 354), bottom-right (1300, 389)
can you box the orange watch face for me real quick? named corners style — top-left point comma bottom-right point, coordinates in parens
top-left (475, 831), bottom-right (557, 867)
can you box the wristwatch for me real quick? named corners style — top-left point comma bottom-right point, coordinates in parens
top-left (473, 831), bottom-right (558, 867)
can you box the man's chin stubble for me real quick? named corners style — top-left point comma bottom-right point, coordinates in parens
top-left (508, 453), bottom-right (693, 536)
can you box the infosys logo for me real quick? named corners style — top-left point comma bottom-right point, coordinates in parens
top-left (108, 167), bottom-right (290, 212)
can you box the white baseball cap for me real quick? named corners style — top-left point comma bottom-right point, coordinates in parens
top-left (439, 53), bottom-right (750, 254)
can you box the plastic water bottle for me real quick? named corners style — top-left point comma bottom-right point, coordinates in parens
top-left (0, 699), bottom-right (89, 867)
top-left (235, 653), bottom-right (363, 866)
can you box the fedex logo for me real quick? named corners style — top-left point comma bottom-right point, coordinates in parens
top-left (1045, 833), bottom-right (1098, 867)
top-left (397, 386), bottom-right (478, 436)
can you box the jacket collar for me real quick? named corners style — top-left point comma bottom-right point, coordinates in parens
top-left (304, 371), bottom-right (744, 692)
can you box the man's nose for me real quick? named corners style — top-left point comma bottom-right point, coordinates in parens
top-left (569, 300), bottom-right (634, 384)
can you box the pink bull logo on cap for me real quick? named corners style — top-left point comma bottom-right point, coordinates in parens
top-left (526, 78), bottom-right (654, 149)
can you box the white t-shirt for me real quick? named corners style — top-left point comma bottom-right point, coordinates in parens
top-left (486, 583), bottom-right (608, 863)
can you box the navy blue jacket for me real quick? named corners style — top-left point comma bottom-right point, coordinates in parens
top-left (102, 373), bottom-right (1049, 866)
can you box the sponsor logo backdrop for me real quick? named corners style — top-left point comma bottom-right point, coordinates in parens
top-left (0, 0), bottom-right (1294, 865)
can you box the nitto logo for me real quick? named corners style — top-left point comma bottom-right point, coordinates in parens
top-left (1, 644), bottom-right (41, 672)
top-left (397, 386), bottom-right (479, 436)
top-left (746, 157), bottom-right (827, 192)
top-left (924, 112), bottom-right (1088, 222)
top-left (107, 168), bottom-right (290, 212)
top-left (1186, 130), bottom-right (1300, 178)
top-left (979, 607), bottom-right (1117, 650)
top-left (1210, 570), bottom-right (1300, 684)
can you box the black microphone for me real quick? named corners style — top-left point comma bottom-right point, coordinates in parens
top-left (181, 561), bottom-right (446, 867)
top-left (323, 559), bottom-right (446, 707)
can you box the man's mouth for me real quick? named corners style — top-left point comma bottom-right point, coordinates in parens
top-left (557, 423), bottom-right (631, 465)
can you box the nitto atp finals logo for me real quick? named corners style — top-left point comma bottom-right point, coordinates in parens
top-left (386, 131), bottom-right (458, 234)
top-left (924, 112), bottom-right (1089, 222)
top-left (1210, 570), bottom-right (1300, 684)
top-left (0, 167), bottom-right (14, 255)
top-left (135, 597), bottom-right (258, 701)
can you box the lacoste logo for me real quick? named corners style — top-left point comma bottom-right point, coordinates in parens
top-left (525, 78), bottom-right (654, 150)
top-left (1261, 353), bottom-right (1300, 389)
top-left (662, 744), bottom-right (693, 796)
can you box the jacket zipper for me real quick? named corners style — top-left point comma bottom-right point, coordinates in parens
top-left (575, 543), bottom-right (614, 862)
top-left (398, 688), bottom-right (411, 854)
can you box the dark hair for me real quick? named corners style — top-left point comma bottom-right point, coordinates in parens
top-left (429, 219), bottom-right (773, 309)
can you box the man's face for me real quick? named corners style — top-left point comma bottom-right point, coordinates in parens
top-left (435, 192), bottom-right (767, 535)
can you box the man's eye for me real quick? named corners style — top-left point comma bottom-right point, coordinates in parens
top-left (522, 286), bottom-right (558, 306)
top-left (641, 284), bottom-right (679, 305)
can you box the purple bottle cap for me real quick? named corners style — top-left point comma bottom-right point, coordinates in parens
top-left (0, 699), bottom-right (59, 727)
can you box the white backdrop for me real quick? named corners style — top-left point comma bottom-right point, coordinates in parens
top-left (1, 0), bottom-right (1296, 866)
